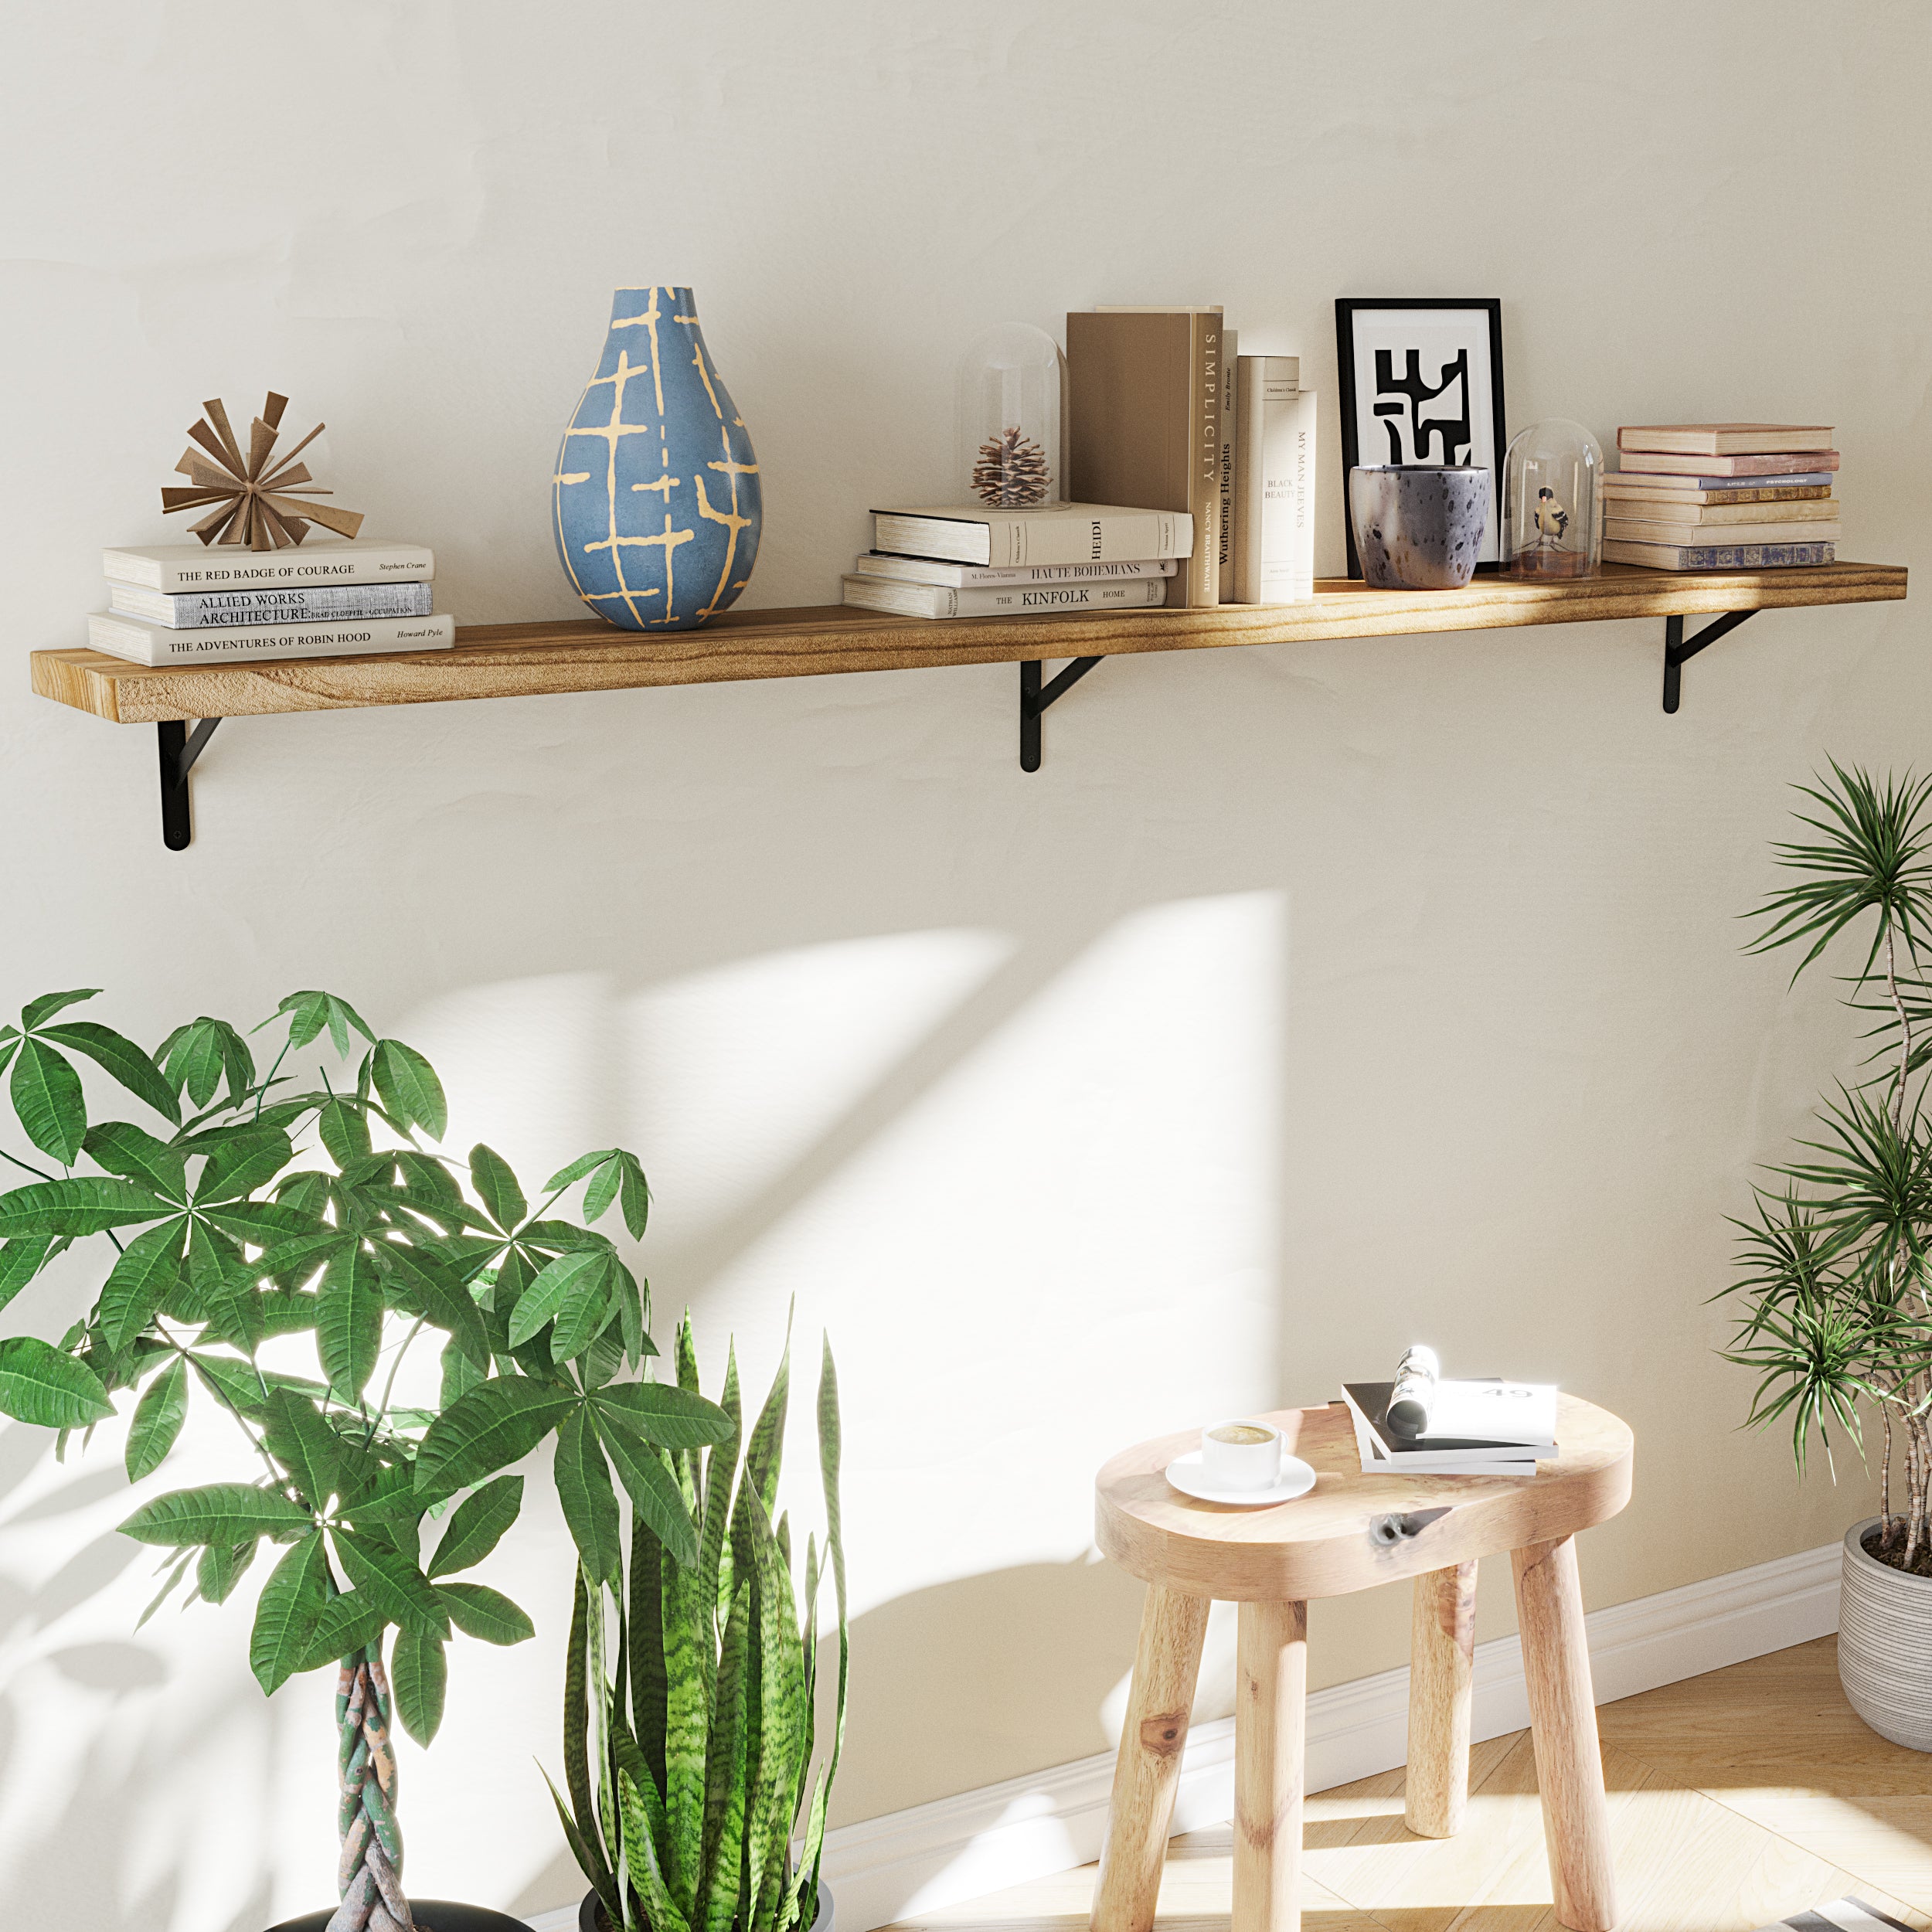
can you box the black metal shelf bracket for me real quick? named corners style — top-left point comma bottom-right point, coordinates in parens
top-left (1019, 656), bottom-right (1102, 771)
top-left (158, 718), bottom-right (221, 851)
top-left (1662, 610), bottom-right (1757, 715)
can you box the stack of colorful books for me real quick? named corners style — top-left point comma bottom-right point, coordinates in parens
top-left (89, 539), bottom-right (450, 665)
top-left (1604, 424), bottom-right (1839, 571)
top-left (843, 504), bottom-right (1193, 620)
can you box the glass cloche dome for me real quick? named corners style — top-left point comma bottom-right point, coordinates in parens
top-left (1502, 417), bottom-right (1603, 578)
top-left (956, 322), bottom-right (1064, 511)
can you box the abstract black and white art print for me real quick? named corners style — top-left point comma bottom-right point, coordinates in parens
top-left (1335, 299), bottom-right (1507, 577)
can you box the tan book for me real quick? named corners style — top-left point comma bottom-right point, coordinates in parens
top-left (1618, 423), bottom-right (1835, 456)
top-left (1614, 448), bottom-right (1840, 477)
top-left (1600, 496), bottom-right (1838, 526)
top-left (1600, 481), bottom-right (1834, 507)
top-left (1067, 308), bottom-right (1226, 607)
top-left (869, 502), bottom-right (1192, 568)
top-left (1606, 516), bottom-right (1841, 546)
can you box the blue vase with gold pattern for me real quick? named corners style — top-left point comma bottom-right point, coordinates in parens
top-left (552, 286), bottom-right (761, 630)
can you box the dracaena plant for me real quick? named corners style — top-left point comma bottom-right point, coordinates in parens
top-left (1723, 765), bottom-right (1932, 1575)
top-left (551, 1313), bottom-right (848, 1932)
top-left (0, 988), bottom-right (731, 1932)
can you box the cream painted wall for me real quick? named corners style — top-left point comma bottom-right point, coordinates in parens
top-left (1, 2), bottom-right (1926, 1927)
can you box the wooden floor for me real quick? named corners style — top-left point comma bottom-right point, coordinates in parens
top-left (889, 1638), bottom-right (1932, 1932)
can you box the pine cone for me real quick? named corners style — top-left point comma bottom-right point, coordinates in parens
top-left (971, 427), bottom-right (1052, 508)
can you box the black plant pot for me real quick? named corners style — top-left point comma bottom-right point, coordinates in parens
top-left (270, 1902), bottom-right (532, 1932)
top-left (579, 1886), bottom-right (832, 1932)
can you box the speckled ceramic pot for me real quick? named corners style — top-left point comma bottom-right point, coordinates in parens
top-left (1838, 1516), bottom-right (1932, 1751)
top-left (1349, 464), bottom-right (1491, 590)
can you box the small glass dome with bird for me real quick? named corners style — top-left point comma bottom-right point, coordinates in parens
top-left (956, 321), bottom-right (1063, 512)
top-left (1502, 417), bottom-right (1603, 578)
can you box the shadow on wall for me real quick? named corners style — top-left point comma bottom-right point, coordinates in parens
top-left (506, 1553), bottom-right (1150, 1920)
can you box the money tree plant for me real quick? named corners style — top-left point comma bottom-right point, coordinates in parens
top-left (550, 1313), bottom-right (847, 1932)
top-left (0, 988), bottom-right (731, 1932)
top-left (1724, 767), bottom-right (1932, 1574)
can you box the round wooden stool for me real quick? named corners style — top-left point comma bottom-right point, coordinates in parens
top-left (1090, 1396), bottom-right (1633, 1932)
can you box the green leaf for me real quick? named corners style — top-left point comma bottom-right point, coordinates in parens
top-left (261, 1387), bottom-right (346, 1512)
top-left (440, 1337), bottom-right (485, 1408)
top-left (317, 1242), bottom-right (382, 1403)
top-left (119, 1481), bottom-right (310, 1546)
top-left (297, 1590), bottom-right (389, 1673)
top-left (41, 1022), bottom-right (180, 1124)
top-left (550, 1263), bottom-right (617, 1364)
top-left (436, 1579), bottom-right (535, 1645)
top-left (544, 1763), bottom-right (618, 1927)
top-left (162, 1018), bottom-right (231, 1109)
top-left (0, 1335), bottom-right (112, 1427)
top-left (332, 1529), bottom-right (448, 1634)
top-left (427, 1472), bottom-right (524, 1577)
top-left (699, 1581), bottom-right (752, 1932)
top-left (554, 1409), bottom-right (622, 1585)
top-left (392, 1621), bottom-right (448, 1744)
top-left (545, 1148), bottom-right (616, 1192)
top-left (197, 1536), bottom-right (259, 1604)
top-left (468, 1142), bottom-right (527, 1235)
top-left (22, 988), bottom-right (100, 1029)
top-left (509, 1247), bottom-right (609, 1351)
top-left (195, 1128), bottom-right (291, 1204)
top-left (595, 1413), bottom-right (699, 1568)
top-left (250, 1529), bottom-right (330, 1692)
top-left (187, 1216), bottom-right (260, 1352)
top-left (98, 1218), bottom-right (188, 1351)
top-left (125, 1356), bottom-right (189, 1481)
top-left (11, 1038), bottom-right (86, 1165)
top-left (201, 1199), bottom-right (318, 1247)
top-left (83, 1121), bottom-right (187, 1197)
top-left (318, 1095), bottom-right (372, 1169)
top-left (377, 1242), bottom-right (490, 1372)
top-left (583, 1158), bottom-right (623, 1227)
top-left (0, 1235), bottom-right (56, 1317)
top-left (591, 1381), bottom-right (735, 1451)
top-left (274, 991), bottom-right (376, 1056)
top-left (189, 1352), bottom-right (325, 1420)
top-left (254, 1228), bottom-right (352, 1290)
top-left (372, 1040), bottom-right (447, 1141)
top-left (0, 1176), bottom-right (172, 1238)
top-left (618, 1767), bottom-right (692, 1932)
top-left (617, 1154), bottom-right (651, 1241)
top-left (413, 1377), bottom-right (577, 1498)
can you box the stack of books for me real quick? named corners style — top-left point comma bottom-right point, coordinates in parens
top-left (1604, 425), bottom-right (1840, 570)
top-left (843, 504), bottom-right (1192, 619)
top-left (1341, 1375), bottom-right (1557, 1478)
top-left (89, 539), bottom-right (451, 666)
top-left (847, 306), bottom-right (1314, 620)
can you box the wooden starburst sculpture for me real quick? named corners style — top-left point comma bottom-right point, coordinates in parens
top-left (161, 392), bottom-right (366, 549)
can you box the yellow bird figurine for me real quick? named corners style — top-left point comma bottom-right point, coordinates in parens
top-left (1532, 485), bottom-right (1570, 546)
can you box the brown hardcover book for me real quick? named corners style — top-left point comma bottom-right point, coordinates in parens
top-left (1617, 423), bottom-right (1835, 456)
top-left (1600, 481), bottom-right (1833, 507)
top-left (1614, 448), bottom-right (1841, 478)
top-left (1067, 308), bottom-right (1225, 607)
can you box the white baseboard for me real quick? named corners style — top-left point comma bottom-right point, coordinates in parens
top-left (525, 1540), bottom-right (1842, 1932)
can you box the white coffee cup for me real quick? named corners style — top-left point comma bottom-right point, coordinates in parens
top-left (1201, 1419), bottom-right (1283, 1491)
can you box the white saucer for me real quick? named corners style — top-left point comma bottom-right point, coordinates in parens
top-left (1165, 1450), bottom-right (1317, 1507)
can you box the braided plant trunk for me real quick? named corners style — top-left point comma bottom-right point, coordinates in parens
top-left (331, 1641), bottom-right (416, 1932)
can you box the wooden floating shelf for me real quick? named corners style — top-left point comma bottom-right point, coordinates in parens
top-left (31, 562), bottom-right (1906, 724)
top-left (26, 560), bottom-right (1908, 849)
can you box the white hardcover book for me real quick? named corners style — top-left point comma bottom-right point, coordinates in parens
top-left (850, 554), bottom-right (1177, 590)
top-left (87, 611), bottom-right (455, 666)
top-left (1232, 362), bottom-right (1316, 604)
top-left (107, 581), bottom-right (436, 628)
top-left (1216, 327), bottom-right (1240, 601)
top-left (869, 504), bottom-right (1192, 568)
top-left (1604, 517), bottom-right (1842, 547)
top-left (842, 575), bottom-right (1168, 620)
top-left (100, 539), bottom-right (437, 594)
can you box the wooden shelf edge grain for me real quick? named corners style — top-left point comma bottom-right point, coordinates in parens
top-left (30, 560), bottom-right (1909, 725)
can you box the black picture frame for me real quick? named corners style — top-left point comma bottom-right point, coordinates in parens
top-left (1335, 298), bottom-right (1507, 580)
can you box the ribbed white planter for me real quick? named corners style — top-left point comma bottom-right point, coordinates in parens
top-left (1838, 1516), bottom-right (1932, 1750)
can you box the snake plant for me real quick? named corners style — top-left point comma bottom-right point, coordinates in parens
top-left (550, 1312), bottom-right (848, 1932)
top-left (0, 988), bottom-right (732, 1932)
